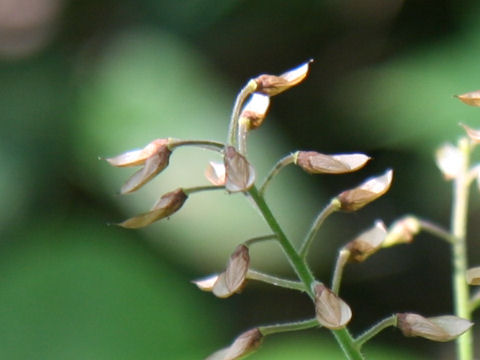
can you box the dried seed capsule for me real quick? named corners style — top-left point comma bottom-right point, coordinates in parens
top-left (206, 328), bottom-right (263, 360)
top-left (295, 151), bottom-right (370, 174)
top-left (224, 146), bottom-right (255, 193)
top-left (314, 284), bottom-right (352, 330)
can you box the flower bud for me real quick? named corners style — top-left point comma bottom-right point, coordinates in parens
top-left (383, 216), bottom-right (420, 247)
top-left (460, 123), bottom-right (480, 143)
top-left (224, 146), bottom-right (255, 193)
top-left (466, 266), bottom-right (480, 285)
top-left (435, 143), bottom-right (462, 180)
top-left (206, 328), bottom-right (263, 360)
top-left (346, 221), bottom-right (387, 263)
top-left (295, 151), bottom-right (370, 175)
top-left (253, 60), bottom-right (312, 96)
top-left (104, 138), bottom-right (170, 167)
top-left (239, 93), bottom-right (270, 130)
top-left (117, 188), bottom-right (187, 229)
top-left (205, 161), bottom-right (226, 186)
top-left (337, 169), bottom-right (393, 212)
top-left (213, 245), bottom-right (250, 298)
top-left (397, 313), bottom-right (473, 342)
top-left (314, 284), bottom-right (352, 330)
top-left (455, 90), bottom-right (480, 107)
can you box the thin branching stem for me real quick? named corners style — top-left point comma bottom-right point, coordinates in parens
top-left (244, 234), bottom-right (277, 246)
top-left (259, 318), bottom-right (319, 336)
top-left (451, 137), bottom-right (473, 360)
top-left (247, 269), bottom-right (306, 292)
top-left (183, 185), bottom-right (224, 195)
top-left (300, 198), bottom-right (341, 257)
top-left (418, 219), bottom-right (456, 244)
top-left (259, 153), bottom-right (296, 195)
top-left (355, 315), bottom-right (397, 348)
top-left (168, 139), bottom-right (225, 152)
top-left (227, 79), bottom-right (257, 147)
top-left (331, 249), bottom-right (351, 294)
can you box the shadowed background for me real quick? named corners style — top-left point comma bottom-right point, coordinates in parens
top-left (2, 0), bottom-right (480, 358)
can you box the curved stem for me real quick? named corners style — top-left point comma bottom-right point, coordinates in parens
top-left (451, 138), bottom-right (473, 360)
top-left (227, 79), bottom-right (257, 147)
top-left (244, 234), bottom-right (277, 246)
top-left (418, 219), bottom-right (456, 244)
top-left (331, 249), bottom-right (351, 294)
top-left (183, 185), bottom-right (224, 195)
top-left (168, 139), bottom-right (225, 152)
top-left (259, 318), bottom-right (319, 336)
top-left (247, 269), bottom-right (306, 292)
top-left (300, 199), bottom-right (340, 258)
top-left (355, 315), bottom-right (397, 348)
top-left (259, 153), bottom-right (296, 195)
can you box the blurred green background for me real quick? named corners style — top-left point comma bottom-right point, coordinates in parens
top-left (3, 0), bottom-right (480, 358)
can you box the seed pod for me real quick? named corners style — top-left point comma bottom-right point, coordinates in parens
top-left (253, 60), bottom-right (312, 96)
top-left (435, 143), bottom-right (462, 180)
top-left (295, 151), bottom-right (370, 174)
top-left (117, 188), bottom-right (187, 229)
top-left (206, 328), bottom-right (263, 360)
top-left (104, 138), bottom-right (170, 167)
top-left (205, 161), bottom-right (226, 186)
top-left (239, 93), bottom-right (270, 130)
top-left (397, 313), bottom-right (473, 342)
top-left (455, 90), bottom-right (480, 107)
top-left (314, 284), bottom-right (352, 330)
top-left (337, 169), bottom-right (393, 212)
top-left (213, 245), bottom-right (250, 298)
top-left (460, 123), bottom-right (480, 143)
top-left (383, 216), bottom-right (420, 247)
top-left (346, 221), bottom-right (387, 263)
top-left (224, 146), bottom-right (255, 193)
top-left (466, 266), bottom-right (480, 285)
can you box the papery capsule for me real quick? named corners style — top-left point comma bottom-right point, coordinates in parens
top-left (117, 188), bottom-right (187, 229)
top-left (397, 313), bottom-right (472, 342)
top-left (253, 60), bottom-right (312, 96)
top-left (224, 146), bottom-right (255, 192)
top-left (337, 170), bottom-right (393, 212)
top-left (206, 328), bottom-right (263, 360)
top-left (435, 143), bottom-right (462, 180)
top-left (466, 266), bottom-right (480, 285)
top-left (314, 284), bottom-right (352, 330)
top-left (239, 93), bottom-right (270, 130)
top-left (213, 245), bottom-right (250, 298)
top-left (295, 151), bottom-right (370, 174)
top-left (383, 216), bottom-right (420, 247)
top-left (105, 138), bottom-right (170, 167)
top-left (346, 220), bottom-right (387, 262)
top-left (455, 90), bottom-right (480, 107)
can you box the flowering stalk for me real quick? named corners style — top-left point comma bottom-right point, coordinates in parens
top-left (451, 138), bottom-right (473, 360)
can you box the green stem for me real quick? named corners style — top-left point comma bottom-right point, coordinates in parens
top-left (259, 153), bottom-right (296, 195)
top-left (331, 249), bottom-right (351, 294)
top-left (227, 79), bottom-right (257, 147)
top-left (248, 186), bottom-right (316, 298)
top-left (247, 269), bottom-right (306, 292)
top-left (244, 234), bottom-right (277, 247)
top-left (355, 315), bottom-right (397, 348)
top-left (469, 289), bottom-right (480, 313)
top-left (300, 199), bottom-right (340, 258)
top-left (168, 139), bottom-right (225, 152)
top-left (451, 138), bottom-right (473, 360)
top-left (333, 328), bottom-right (365, 360)
top-left (418, 219), bottom-right (455, 244)
top-left (183, 185), bottom-right (224, 195)
top-left (259, 318), bottom-right (319, 336)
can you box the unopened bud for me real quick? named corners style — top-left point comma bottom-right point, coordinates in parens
top-left (460, 123), bottom-right (480, 143)
top-left (314, 284), bottom-right (352, 330)
top-left (466, 266), bottom-right (480, 285)
top-left (337, 169), bottom-right (393, 212)
top-left (239, 93), bottom-right (270, 130)
top-left (383, 216), bottom-right (420, 247)
top-left (206, 328), bottom-right (263, 360)
top-left (117, 188), bottom-right (187, 229)
top-left (397, 313), bottom-right (473, 342)
top-left (213, 245), bottom-right (250, 298)
top-left (224, 146), bottom-right (255, 193)
top-left (455, 90), bottom-right (480, 107)
top-left (295, 151), bottom-right (370, 175)
top-left (346, 221), bottom-right (387, 263)
top-left (205, 161), bottom-right (226, 186)
top-left (435, 143), bottom-right (462, 180)
top-left (253, 60), bottom-right (312, 96)
top-left (104, 138), bottom-right (170, 167)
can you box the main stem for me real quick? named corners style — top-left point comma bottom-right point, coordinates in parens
top-left (247, 186), bottom-right (364, 359)
top-left (452, 138), bottom-right (472, 360)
